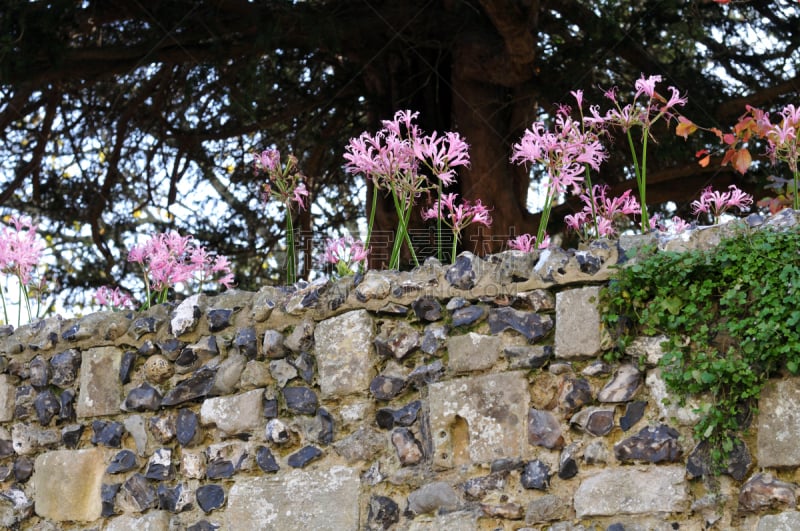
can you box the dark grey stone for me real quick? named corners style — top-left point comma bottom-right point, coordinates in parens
top-left (520, 460), bottom-right (551, 490)
top-left (61, 424), bottom-right (83, 448)
top-left (614, 424), bottom-right (682, 463)
top-left (366, 495), bottom-right (399, 530)
top-left (738, 472), bottom-right (796, 513)
top-left (120, 473), bottom-right (157, 511)
top-left (451, 305), bottom-right (486, 327)
top-left (59, 389), bottom-right (75, 421)
top-left (316, 408), bottom-right (334, 445)
top-left (158, 483), bottom-right (192, 513)
top-left (161, 367), bottom-right (217, 407)
top-left (187, 520), bottom-right (220, 531)
top-left (504, 345), bottom-right (552, 369)
top-left (29, 355), bottom-right (50, 388)
top-left (445, 254), bottom-right (477, 289)
top-left (119, 350), bottom-right (136, 384)
top-left (283, 386), bottom-right (318, 415)
top-left (206, 459), bottom-right (235, 479)
top-left (687, 439), bottom-right (752, 481)
top-left (34, 389), bottom-right (60, 425)
top-left (460, 472), bottom-right (508, 500)
top-left (620, 400), bottom-right (647, 431)
top-left (0, 439), bottom-right (13, 458)
top-left (131, 317), bottom-right (158, 339)
top-left (558, 444), bottom-right (579, 480)
top-left (196, 484), bottom-right (226, 513)
top-left (14, 385), bottom-right (35, 420)
top-left (91, 420), bottom-right (126, 447)
top-left (124, 383), bottom-right (163, 412)
top-left (263, 398), bottom-right (278, 418)
top-left (287, 445), bottom-right (322, 468)
top-left (207, 309), bottom-right (233, 332)
top-left (406, 360), bottom-right (444, 389)
top-left (176, 408), bottom-right (201, 447)
top-left (101, 483), bottom-right (120, 517)
top-left (488, 307), bottom-right (553, 342)
top-left (145, 448), bottom-right (175, 481)
top-left (158, 338), bottom-right (186, 361)
top-left (255, 445), bottom-right (279, 473)
top-left (557, 377), bottom-right (593, 416)
top-left (235, 326), bottom-right (258, 359)
top-left (107, 449), bottom-right (138, 474)
top-left (290, 351), bottom-right (315, 384)
top-left (13, 455), bottom-right (33, 482)
top-left (420, 323), bottom-right (448, 355)
top-left (412, 296), bottom-right (442, 322)
top-left (528, 408), bottom-right (564, 449)
top-left (369, 375), bottom-right (406, 401)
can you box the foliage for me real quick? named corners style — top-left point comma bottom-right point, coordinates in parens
top-left (602, 224), bottom-right (800, 467)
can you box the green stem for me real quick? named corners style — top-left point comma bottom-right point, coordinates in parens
top-left (365, 182), bottom-right (378, 250)
top-left (451, 230), bottom-right (459, 264)
top-left (285, 209), bottom-right (296, 284)
top-left (793, 168), bottom-right (799, 210)
top-left (625, 130), bottom-right (648, 232)
top-left (0, 282), bottom-right (8, 326)
top-left (436, 184), bottom-right (443, 262)
top-left (537, 184), bottom-right (555, 245)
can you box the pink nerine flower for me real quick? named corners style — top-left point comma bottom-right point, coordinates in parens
top-left (421, 193), bottom-right (493, 233)
top-left (508, 233), bottom-right (550, 252)
top-left (0, 215), bottom-right (45, 285)
top-left (96, 286), bottom-right (133, 310)
top-left (323, 236), bottom-right (369, 276)
top-left (691, 185), bottom-right (753, 221)
top-left (567, 185), bottom-right (641, 238)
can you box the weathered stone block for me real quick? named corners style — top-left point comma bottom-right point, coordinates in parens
top-left (555, 286), bottom-right (601, 359)
top-left (757, 510), bottom-right (800, 530)
top-left (758, 378), bottom-right (800, 467)
top-left (76, 346), bottom-right (123, 418)
top-left (0, 374), bottom-right (15, 422)
top-left (573, 466), bottom-right (689, 517)
top-left (314, 310), bottom-right (375, 398)
top-left (447, 333), bottom-right (501, 373)
top-left (105, 511), bottom-right (171, 531)
top-left (429, 371), bottom-right (528, 469)
top-left (224, 466), bottom-right (359, 530)
top-left (200, 388), bottom-right (264, 435)
top-left (33, 448), bottom-right (108, 522)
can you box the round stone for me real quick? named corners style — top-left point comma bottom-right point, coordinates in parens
top-left (144, 354), bottom-right (174, 383)
top-left (196, 484), bottom-right (226, 513)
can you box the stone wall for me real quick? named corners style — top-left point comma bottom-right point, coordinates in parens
top-left (0, 210), bottom-right (798, 530)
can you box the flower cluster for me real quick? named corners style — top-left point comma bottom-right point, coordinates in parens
top-left (95, 285), bottom-right (133, 311)
top-left (565, 185), bottom-right (641, 239)
top-left (128, 230), bottom-right (233, 308)
top-left (508, 233), bottom-right (550, 252)
top-left (421, 193), bottom-right (492, 262)
top-left (0, 215), bottom-right (45, 325)
top-left (691, 184), bottom-right (753, 224)
top-left (323, 236), bottom-right (369, 277)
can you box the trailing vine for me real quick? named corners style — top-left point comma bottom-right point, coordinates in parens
top-left (601, 223), bottom-right (800, 467)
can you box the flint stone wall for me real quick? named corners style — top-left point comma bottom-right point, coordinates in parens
top-left (0, 210), bottom-right (797, 530)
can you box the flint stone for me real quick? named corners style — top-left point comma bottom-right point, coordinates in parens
top-left (188, 520), bottom-right (221, 531)
top-left (391, 428), bottom-right (423, 466)
top-left (758, 377), bottom-right (800, 467)
top-left (430, 371), bottom-right (528, 468)
top-left (119, 350), bottom-right (135, 384)
top-left (91, 420), bottom-right (125, 448)
top-left (123, 383), bottom-right (163, 412)
top-left (59, 389), bottom-right (75, 422)
top-left (224, 467), bottom-right (359, 529)
top-left (504, 345), bottom-right (552, 370)
top-left (116, 473), bottom-right (158, 512)
top-left (107, 449), bottom-right (138, 474)
top-left (412, 296), bottom-right (442, 321)
top-left (263, 330), bottom-right (286, 359)
top-left (148, 414), bottom-right (176, 444)
top-left (77, 347), bottom-right (123, 418)
top-left (686, 438), bottom-right (752, 481)
top-left (574, 466), bottom-right (689, 517)
top-left (528, 408), bottom-right (564, 449)
top-left (34, 389), bottom-right (60, 425)
top-left (445, 253), bottom-right (478, 290)
top-left (367, 495), bottom-right (399, 530)
top-left (61, 424), bottom-right (84, 448)
top-left (234, 326), bottom-right (258, 359)
top-left (558, 443), bottom-right (580, 479)
top-left (421, 323), bottom-right (448, 354)
top-left (200, 388), bottom-right (263, 435)
top-left (570, 407), bottom-right (615, 437)
top-left (488, 307), bottom-right (553, 343)
top-left (210, 352), bottom-right (246, 395)
top-left (196, 484), bottom-right (226, 513)
top-left (255, 445), bottom-right (280, 473)
top-left (407, 481), bottom-right (459, 514)
top-left (332, 427), bottom-right (385, 463)
top-left (14, 385), bottom-right (35, 420)
top-left (33, 448), bottom-right (107, 522)
top-left (314, 310), bottom-right (375, 398)
top-left (29, 356), bottom-right (50, 387)
top-left (13, 455), bottom-right (33, 482)
top-left (283, 386), bottom-right (318, 415)
top-left (176, 408), bottom-right (202, 447)
top-left (206, 459), bottom-right (235, 479)
top-left (557, 377), bottom-right (593, 416)
top-left (101, 483), bottom-right (120, 517)
top-left (369, 375), bottom-right (406, 401)
top-left (377, 400), bottom-right (422, 430)
top-left (145, 448), bottom-right (174, 481)
top-left (171, 294), bottom-right (202, 336)
top-left (131, 316), bottom-right (159, 339)
top-left (266, 419), bottom-right (291, 444)
top-left (555, 286), bottom-right (601, 359)
top-left (355, 271), bottom-right (391, 301)
top-left (620, 400), bottom-right (647, 431)
top-left (525, 495), bottom-right (569, 525)
top-left (521, 459), bottom-right (551, 490)
top-left (287, 445), bottom-right (322, 468)
top-left (161, 367), bottom-right (217, 407)
top-left (451, 305), bottom-right (486, 327)
top-left (158, 483), bottom-right (193, 514)
top-left (11, 424), bottom-right (61, 455)
top-left (460, 472), bottom-right (507, 500)
top-left (407, 359), bottom-right (444, 388)
top-left (374, 321), bottom-right (419, 360)
top-left (448, 332), bottom-right (502, 373)
top-left (739, 473), bottom-right (797, 514)
top-left (597, 364), bottom-right (642, 402)
top-left (614, 424), bottom-right (682, 463)
top-left (207, 309), bottom-right (233, 332)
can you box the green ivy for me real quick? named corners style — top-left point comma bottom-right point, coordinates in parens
top-left (601, 224), bottom-right (800, 468)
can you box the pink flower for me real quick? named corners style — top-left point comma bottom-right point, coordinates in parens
top-left (508, 233), bottom-right (549, 252)
top-left (254, 149), bottom-right (310, 211)
top-left (96, 286), bottom-right (133, 310)
top-left (422, 194), bottom-right (492, 233)
top-left (323, 236), bottom-right (369, 276)
top-left (691, 185), bottom-right (753, 221)
top-left (568, 185), bottom-right (641, 238)
top-left (292, 182), bottom-right (309, 209)
top-left (634, 74), bottom-right (662, 99)
top-left (0, 215), bottom-right (45, 285)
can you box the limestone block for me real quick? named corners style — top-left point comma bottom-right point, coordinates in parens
top-left (33, 448), bottom-right (108, 522)
top-left (200, 388), bottom-right (264, 435)
top-left (447, 333), bottom-right (501, 373)
top-left (757, 510), bottom-right (800, 530)
top-left (314, 310), bottom-right (375, 398)
top-left (758, 378), bottom-right (800, 467)
top-left (0, 374), bottom-right (15, 422)
top-left (224, 465), bottom-right (359, 530)
top-left (105, 511), bottom-right (171, 531)
top-left (555, 286), bottom-right (601, 359)
top-left (429, 371), bottom-right (529, 469)
top-left (76, 346), bottom-right (123, 418)
top-left (573, 465), bottom-right (689, 517)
